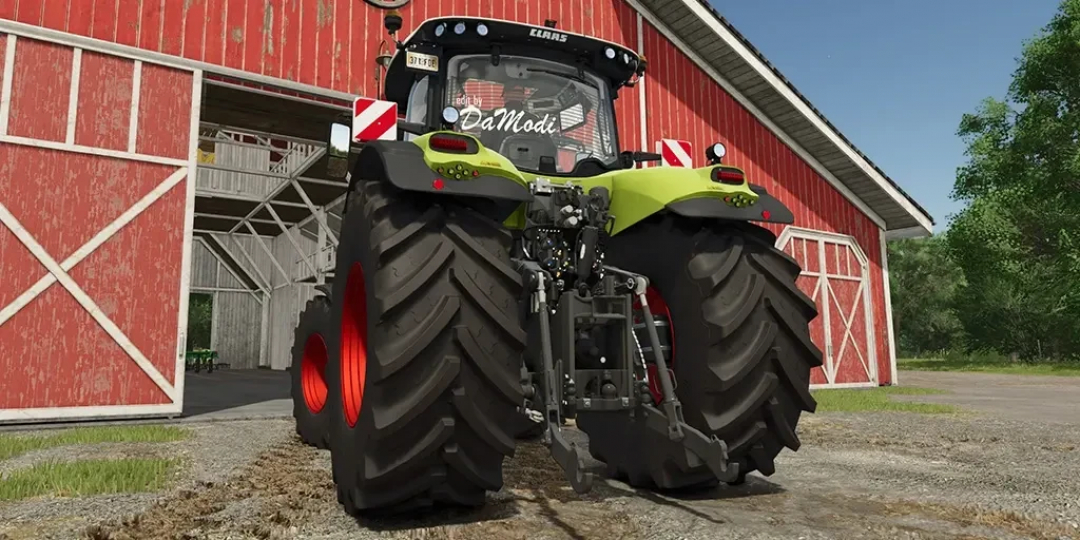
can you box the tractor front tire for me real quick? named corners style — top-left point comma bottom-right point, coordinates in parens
top-left (290, 295), bottom-right (332, 449)
top-left (326, 179), bottom-right (526, 514)
top-left (577, 216), bottom-right (823, 489)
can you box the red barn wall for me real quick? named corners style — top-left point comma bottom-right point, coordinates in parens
top-left (0, 0), bottom-right (894, 384)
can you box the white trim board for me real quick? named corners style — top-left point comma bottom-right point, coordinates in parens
top-left (0, 34), bottom-right (15, 135)
top-left (0, 403), bottom-right (183, 423)
top-left (0, 133), bottom-right (188, 167)
top-left (172, 69), bottom-right (205, 414)
top-left (811, 382), bottom-right (878, 390)
top-left (880, 228), bottom-right (899, 386)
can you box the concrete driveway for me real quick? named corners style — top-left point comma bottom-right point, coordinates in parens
top-left (897, 370), bottom-right (1080, 425)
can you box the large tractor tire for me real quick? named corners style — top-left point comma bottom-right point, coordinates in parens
top-left (577, 216), bottom-right (823, 490)
top-left (326, 179), bottom-right (526, 514)
top-left (290, 295), bottom-right (332, 449)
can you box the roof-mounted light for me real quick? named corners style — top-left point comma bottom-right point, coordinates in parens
top-left (477, 23), bottom-right (489, 36)
top-left (605, 47), bottom-right (616, 60)
top-left (435, 23), bottom-right (446, 37)
top-left (454, 22), bottom-right (466, 35)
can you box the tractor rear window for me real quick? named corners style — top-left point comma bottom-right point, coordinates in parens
top-left (445, 55), bottom-right (617, 173)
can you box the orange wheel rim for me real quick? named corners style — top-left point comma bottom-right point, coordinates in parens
top-left (341, 261), bottom-right (369, 427)
top-left (301, 333), bottom-right (329, 413)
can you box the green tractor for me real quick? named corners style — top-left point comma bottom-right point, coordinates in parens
top-left (290, 11), bottom-right (823, 514)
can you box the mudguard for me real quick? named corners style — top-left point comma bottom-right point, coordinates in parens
top-left (599, 165), bottom-right (796, 235)
top-left (666, 184), bottom-right (794, 224)
top-left (349, 139), bottom-right (533, 203)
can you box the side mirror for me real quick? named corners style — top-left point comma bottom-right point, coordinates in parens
top-left (327, 121), bottom-right (351, 179)
top-left (705, 142), bottom-right (726, 165)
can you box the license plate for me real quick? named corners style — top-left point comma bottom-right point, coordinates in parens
top-left (406, 51), bottom-right (439, 72)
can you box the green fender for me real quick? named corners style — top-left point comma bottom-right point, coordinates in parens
top-left (350, 131), bottom-right (794, 233)
top-left (595, 165), bottom-right (794, 235)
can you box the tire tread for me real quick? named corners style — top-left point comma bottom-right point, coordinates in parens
top-left (330, 180), bottom-right (524, 514)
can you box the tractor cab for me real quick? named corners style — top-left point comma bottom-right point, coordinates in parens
top-left (381, 16), bottom-right (647, 177)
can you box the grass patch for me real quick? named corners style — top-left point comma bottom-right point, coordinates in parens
top-left (0, 425), bottom-right (189, 461)
top-left (899, 351), bottom-right (1080, 377)
top-left (0, 458), bottom-right (180, 501)
top-left (812, 386), bottom-right (959, 414)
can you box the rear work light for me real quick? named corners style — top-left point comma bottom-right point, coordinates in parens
top-left (429, 133), bottom-right (477, 154)
top-left (712, 167), bottom-right (745, 185)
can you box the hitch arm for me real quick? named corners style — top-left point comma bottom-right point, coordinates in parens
top-left (604, 265), bottom-right (739, 483)
top-left (516, 259), bottom-right (593, 494)
top-left (604, 266), bottom-right (685, 440)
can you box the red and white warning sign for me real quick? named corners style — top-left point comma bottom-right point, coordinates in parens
top-left (352, 97), bottom-right (398, 142)
top-left (656, 139), bottom-right (693, 168)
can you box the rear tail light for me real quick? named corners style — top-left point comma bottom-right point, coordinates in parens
top-left (712, 167), bottom-right (745, 185)
top-left (430, 133), bottom-right (475, 153)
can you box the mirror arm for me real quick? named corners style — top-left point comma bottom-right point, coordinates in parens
top-left (633, 151), bottom-right (662, 163)
top-left (397, 120), bottom-right (428, 136)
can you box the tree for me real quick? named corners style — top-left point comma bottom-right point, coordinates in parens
top-left (949, 0), bottom-right (1080, 359)
top-left (186, 293), bottom-right (214, 351)
top-left (887, 236), bottom-right (966, 356)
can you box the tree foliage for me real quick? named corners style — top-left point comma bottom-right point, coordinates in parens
top-left (887, 236), bottom-right (966, 356)
top-left (891, 0), bottom-right (1080, 359)
top-left (186, 293), bottom-right (213, 351)
top-left (942, 0), bottom-right (1080, 359)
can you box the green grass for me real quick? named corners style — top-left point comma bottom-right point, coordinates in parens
top-left (899, 351), bottom-right (1080, 377)
top-left (811, 386), bottom-right (959, 414)
top-left (0, 425), bottom-right (189, 461)
top-left (0, 458), bottom-right (181, 501)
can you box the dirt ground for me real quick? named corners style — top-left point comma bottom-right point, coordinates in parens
top-left (1, 374), bottom-right (1078, 540)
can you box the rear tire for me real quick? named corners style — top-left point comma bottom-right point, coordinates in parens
top-left (326, 179), bottom-right (526, 514)
top-left (290, 295), bottom-right (332, 449)
top-left (577, 216), bottom-right (823, 489)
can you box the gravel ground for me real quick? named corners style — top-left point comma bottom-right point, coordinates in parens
top-left (1, 407), bottom-right (1078, 539)
top-left (0, 419), bottom-right (295, 540)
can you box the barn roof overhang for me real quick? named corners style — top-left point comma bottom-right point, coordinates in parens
top-left (627, 0), bottom-right (934, 236)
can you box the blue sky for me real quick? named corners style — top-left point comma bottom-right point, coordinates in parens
top-left (710, 0), bottom-right (1062, 233)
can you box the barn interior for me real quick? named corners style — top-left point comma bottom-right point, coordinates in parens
top-left (181, 76), bottom-right (354, 419)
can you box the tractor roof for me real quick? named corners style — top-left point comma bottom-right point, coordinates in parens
top-left (384, 17), bottom-right (644, 108)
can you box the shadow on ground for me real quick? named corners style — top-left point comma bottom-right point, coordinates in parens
top-left (350, 442), bottom-right (786, 536)
top-left (181, 368), bottom-right (291, 419)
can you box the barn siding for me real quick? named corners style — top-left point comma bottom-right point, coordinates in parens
top-left (213, 291), bottom-right (263, 369)
top-left (190, 240), bottom-right (220, 290)
top-left (197, 140), bottom-right (275, 199)
top-left (268, 282), bottom-right (318, 370)
top-left (5, 0), bottom-right (896, 383)
top-left (266, 221), bottom-right (320, 369)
